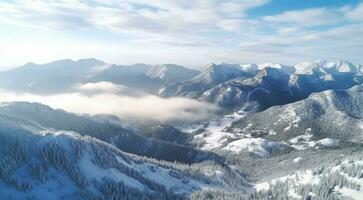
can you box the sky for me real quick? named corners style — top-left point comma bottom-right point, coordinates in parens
top-left (0, 0), bottom-right (363, 68)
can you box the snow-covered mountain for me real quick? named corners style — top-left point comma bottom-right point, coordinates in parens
top-left (0, 59), bottom-right (199, 93)
top-left (229, 85), bottom-right (363, 150)
top-left (0, 58), bottom-right (363, 199)
top-left (3, 100), bottom-right (360, 200)
top-left (0, 102), bottom-right (219, 164)
top-left (295, 60), bottom-right (361, 75)
top-left (164, 60), bottom-right (363, 112)
top-left (257, 63), bottom-right (296, 74)
top-left (146, 64), bottom-right (199, 84)
top-left (159, 63), bottom-right (254, 98)
top-left (179, 84), bottom-right (363, 158)
top-left (200, 67), bottom-right (292, 110)
top-left (0, 109), bottom-right (250, 199)
top-left (0, 58), bottom-right (106, 93)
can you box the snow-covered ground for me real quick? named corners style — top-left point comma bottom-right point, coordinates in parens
top-left (254, 158), bottom-right (363, 200)
top-left (193, 112), bottom-right (245, 151)
top-left (181, 109), bottom-right (281, 157)
top-left (273, 105), bottom-right (301, 131)
top-left (289, 131), bottom-right (339, 150)
top-left (222, 138), bottom-right (281, 157)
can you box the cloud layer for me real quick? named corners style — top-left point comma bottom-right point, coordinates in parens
top-left (0, 82), bottom-right (218, 122)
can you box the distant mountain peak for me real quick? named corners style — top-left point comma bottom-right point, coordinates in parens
top-left (75, 58), bottom-right (106, 65)
top-left (145, 64), bottom-right (199, 84)
top-left (258, 66), bottom-right (288, 79)
top-left (295, 59), bottom-right (360, 75)
top-left (240, 63), bottom-right (259, 71)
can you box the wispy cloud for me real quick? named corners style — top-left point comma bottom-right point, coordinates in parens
top-left (263, 7), bottom-right (341, 27)
top-left (342, 2), bottom-right (363, 21)
top-left (0, 0), bottom-right (362, 66)
top-left (0, 0), bottom-right (268, 34)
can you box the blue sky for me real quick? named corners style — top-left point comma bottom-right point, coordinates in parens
top-left (0, 0), bottom-right (362, 68)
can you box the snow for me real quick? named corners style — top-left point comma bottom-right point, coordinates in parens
top-left (255, 158), bottom-right (363, 199)
top-left (136, 164), bottom-right (204, 193)
top-left (290, 135), bottom-right (338, 150)
top-left (332, 160), bottom-right (363, 199)
top-left (113, 157), bottom-right (207, 193)
top-left (295, 61), bottom-right (320, 75)
top-left (359, 122), bottom-right (363, 130)
top-left (290, 134), bottom-right (311, 143)
top-left (222, 138), bottom-right (281, 157)
top-left (255, 169), bottom-right (322, 199)
top-left (240, 63), bottom-right (258, 71)
top-left (334, 61), bottom-right (357, 73)
top-left (257, 63), bottom-right (284, 70)
top-left (268, 129), bottom-right (277, 135)
top-left (317, 138), bottom-right (338, 147)
top-left (79, 148), bottom-right (146, 190)
top-left (335, 187), bottom-right (363, 200)
top-left (146, 65), bottom-right (168, 79)
top-left (321, 74), bottom-right (334, 81)
top-left (294, 60), bottom-right (360, 75)
top-left (254, 182), bottom-right (270, 191)
top-left (274, 105), bottom-right (300, 131)
top-left (183, 107), bottom-right (283, 157)
top-left (192, 111), bottom-right (247, 151)
top-left (255, 170), bottom-right (321, 192)
top-left (0, 161), bottom-right (79, 200)
top-left (293, 157), bottom-right (302, 163)
top-left (288, 189), bottom-right (302, 199)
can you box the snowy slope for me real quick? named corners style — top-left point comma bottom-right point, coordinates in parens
top-left (146, 64), bottom-right (199, 84)
top-left (0, 113), bottom-right (245, 199)
top-left (199, 67), bottom-right (293, 110)
top-left (182, 85), bottom-right (363, 158)
top-left (159, 63), bottom-right (253, 98)
top-left (180, 109), bottom-right (282, 157)
top-left (254, 157), bottom-right (363, 200)
top-left (229, 85), bottom-right (363, 149)
top-left (199, 61), bottom-right (363, 111)
top-left (294, 60), bottom-right (361, 75)
top-left (0, 102), bottom-right (219, 164)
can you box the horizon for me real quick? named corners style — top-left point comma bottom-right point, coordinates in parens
top-left (2, 57), bottom-right (362, 71)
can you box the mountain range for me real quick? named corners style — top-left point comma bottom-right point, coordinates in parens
top-left (0, 58), bottom-right (362, 199)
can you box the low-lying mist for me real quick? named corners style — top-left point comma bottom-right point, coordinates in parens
top-left (0, 82), bottom-right (218, 122)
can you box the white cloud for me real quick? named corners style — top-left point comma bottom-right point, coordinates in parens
top-left (264, 7), bottom-right (341, 26)
top-left (0, 0), bottom-right (91, 30)
top-left (75, 81), bottom-right (126, 94)
top-left (216, 19), bottom-right (245, 32)
top-left (0, 0), bottom-right (362, 66)
top-left (0, 0), bottom-right (268, 34)
top-left (0, 85), bottom-right (218, 122)
top-left (343, 2), bottom-right (363, 21)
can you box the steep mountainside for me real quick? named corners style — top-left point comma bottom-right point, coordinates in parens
top-left (229, 85), bottom-right (363, 150)
top-left (200, 67), bottom-right (292, 110)
top-left (178, 85), bottom-right (363, 157)
top-left (199, 61), bottom-right (363, 111)
top-left (159, 63), bottom-right (254, 98)
top-left (0, 59), bottom-right (363, 199)
top-left (146, 64), bottom-right (199, 84)
top-left (0, 102), bottom-right (219, 164)
top-left (0, 113), bottom-right (249, 199)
